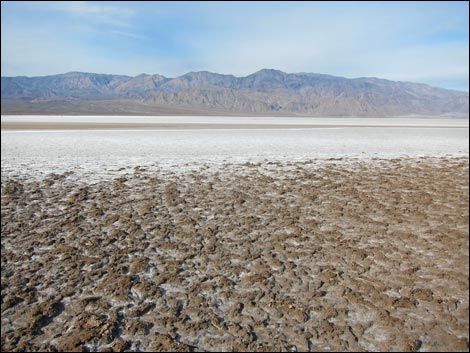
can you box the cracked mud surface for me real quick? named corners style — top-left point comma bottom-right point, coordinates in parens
top-left (1, 157), bottom-right (469, 352)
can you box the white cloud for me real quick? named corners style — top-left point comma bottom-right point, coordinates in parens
top-left (351, 41), bottom-right (469, 88)
top-left (1, 23), bottom-right (168, 77)
top-left (20, 1), bottom-right (136, 27)
top-left (108, 30), bottom-right (145, 40)
top-left (178, 4), bottom-right (469, 90)
top-left (54, 1), bottom-right (135, 27)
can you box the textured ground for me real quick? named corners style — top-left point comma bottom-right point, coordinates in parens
top-left (1, 157), bottom-right (469, 352)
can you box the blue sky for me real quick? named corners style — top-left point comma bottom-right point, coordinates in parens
top-left (1, 1), bottom-right (469, 91)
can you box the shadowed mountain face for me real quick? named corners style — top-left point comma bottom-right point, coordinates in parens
top-left (1, 69), bottom-right (468, 116)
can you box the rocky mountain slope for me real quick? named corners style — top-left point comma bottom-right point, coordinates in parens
top-left (2, 69), bottom-right (468, 116)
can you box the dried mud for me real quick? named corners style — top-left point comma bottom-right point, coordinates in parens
top-left (1, 157), bottom-right (469, 352)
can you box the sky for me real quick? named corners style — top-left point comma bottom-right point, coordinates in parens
top-left (1, 1), bottom-right (469, 91)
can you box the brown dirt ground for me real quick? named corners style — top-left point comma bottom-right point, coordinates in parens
top-left (1, 157), bottom-right (469, 352)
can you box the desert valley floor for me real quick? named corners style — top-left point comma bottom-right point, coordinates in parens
top-left (1, 116), bottom-right (469, 352)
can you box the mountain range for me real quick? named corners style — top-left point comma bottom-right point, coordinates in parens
top-left (1, 69), bottom-right (468, 117)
